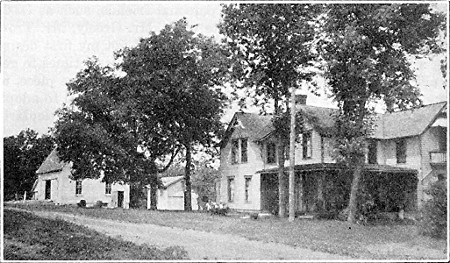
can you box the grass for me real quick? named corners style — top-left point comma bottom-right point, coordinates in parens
top-left (3, 208), bottom-right (188, 260)
top-left (6, 202), bottom-right (447, 260)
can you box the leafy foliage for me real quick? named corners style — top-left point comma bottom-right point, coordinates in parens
top-left (3, 129), bottom-right (54, 200)
top-left (219, 4), bottom-right (319, 112)
top-left (54, 19), bottom-right (227, 209)
top-left (320, 4), bottom-right (445, 222)
top-left (220, 3), bottom-right (320, 217)
top-left (420, 181), bottom-right (447, 239)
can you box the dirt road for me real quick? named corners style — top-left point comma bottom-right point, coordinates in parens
top-left (20, 209), bottom-right (350, 260)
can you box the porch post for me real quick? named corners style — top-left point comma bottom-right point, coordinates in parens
top-left (298, 173), bottom-right (304, 212)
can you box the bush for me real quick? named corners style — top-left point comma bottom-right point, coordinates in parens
top-left (206, 202), bottom-right (229, 216)
top-left (420, 181), bottom-right (447, 239)
top-left (77, 200), bottom-right (86, 208)
top-left (94, 201), bottom-right (103, 208)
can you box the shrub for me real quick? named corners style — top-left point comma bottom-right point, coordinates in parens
top-left (206, 202), bottom-right (229, 216)
top-left (420, 181), bottom-right (447, 239)
top-left (77, 200), bottom-right (86, 208)
top-left (94, 201), bottom-right (103, 208)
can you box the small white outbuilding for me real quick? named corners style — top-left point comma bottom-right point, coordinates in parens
top-left (147, 175), bottom-right (198, 210)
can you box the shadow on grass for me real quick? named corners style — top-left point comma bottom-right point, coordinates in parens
top-left (4, 209), bottom-right (188, 260)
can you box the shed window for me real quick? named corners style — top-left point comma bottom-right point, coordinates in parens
top-left (267, 142), bottom-right (276, 164)
top-left (396, 139), bottom-right (407, 164)
top-left (75, 180), bottom-right (82, 195)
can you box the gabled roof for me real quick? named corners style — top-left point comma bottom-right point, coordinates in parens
top-left (36, 148), bottom-right (66, 174)
top-left (223, 101), bottom-right (447, 144)
top-left (370, 102), bottom-right (447, 139)
top-left (296, 105), bottom-right (337, 136)
top-left (221, 111), bottom-right (273, 147)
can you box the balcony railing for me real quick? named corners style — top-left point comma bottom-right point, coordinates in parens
top-left (430, 151), bottom-right (447, 164)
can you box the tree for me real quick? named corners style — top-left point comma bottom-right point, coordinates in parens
top-left (320, 4), bottom-right (445, 223)
top-left (3, 129), bottom-right (54, 200)
top-left (219, 4), bottom-right (318, 217)
top-left (115, 19), bottom-right (228, 210)
top-left (55, 56), bottom-right (181, 209)
top-left (55, 19), bottom-right (227, 210)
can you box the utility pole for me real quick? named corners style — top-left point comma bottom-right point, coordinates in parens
top-left (288, 85), bottom-right (297, 222)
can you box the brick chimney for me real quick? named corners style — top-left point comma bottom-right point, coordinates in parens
top-left (295, 94), bottom-right (307, 105)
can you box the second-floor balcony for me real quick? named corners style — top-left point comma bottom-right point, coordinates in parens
top-left (430, 151), bottom-right (447, 165)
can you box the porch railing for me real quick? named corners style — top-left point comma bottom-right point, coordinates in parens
top-left (430, 151), bottom-right (447, 164)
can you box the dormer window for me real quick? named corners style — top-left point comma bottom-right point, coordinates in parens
top-left (300, 131), bottom-right (312, 159)
top-left (267, 142), bottom-right (276, 164)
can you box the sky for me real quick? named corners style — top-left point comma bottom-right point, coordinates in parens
top-left (2, 1), bottom-right (448, 137)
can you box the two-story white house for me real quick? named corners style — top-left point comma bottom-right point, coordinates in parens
top-left (32, 148), bottom-right (130, 208)
top-left (217, 96), bottom-right (447, 214)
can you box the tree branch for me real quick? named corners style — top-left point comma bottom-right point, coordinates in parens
top-left (156, 145), bottom-right (182, 173)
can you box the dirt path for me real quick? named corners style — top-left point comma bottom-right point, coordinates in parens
top-left (13, 209), bottom-right (350, 260)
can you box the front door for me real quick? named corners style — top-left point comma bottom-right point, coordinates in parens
top-left (117, 191), bottom-right (124, 208)
top-left (45, 180), bottom-right (51, 200)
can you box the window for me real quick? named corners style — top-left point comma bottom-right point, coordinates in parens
top-left (368, 140), bottom-right (377, 164)
top-left (267, 142), bottom-right (276, 164)
top-left (45, 180), bottom-right (51, 200)
top-left (245, 176), bottom-right (252, 202)
top-left (241, 138), bottom-right (248, 163)
top-left (231, 138), bottom-right (248, 164)
top-left (231, 139), bottom-right (239, 164)
top-left (284, 145), bottom-right (290, 160)
top-left (105, 182), bottom-right (112, 195)
top-left (396, 139), bottom-right (406, 164)
top-left (227, 177), bottom-right (235, 202)
top-left (302, 131), bottom-right (312, 159)
top-left (75, 180), bottom-right (82, 195)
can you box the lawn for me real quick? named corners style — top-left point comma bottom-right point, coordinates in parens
top-left (5, 202), bottom-right (447, 260)
top-left (3, 208), bottom-right (188, 260)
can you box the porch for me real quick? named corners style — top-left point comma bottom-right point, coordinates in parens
top-left (258, 163), bottom-right (418, 215)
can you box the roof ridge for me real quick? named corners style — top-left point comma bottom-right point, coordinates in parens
top-left (382, 101), bottom-right (447, 115)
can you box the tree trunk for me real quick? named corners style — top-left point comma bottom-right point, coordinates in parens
top-left (184, 143), bottom-right (192, 211)
top-left (288, 88), bottom-right (296, 222)
top-left (347, 161), bottom-right (364, 223)
top-left (277, 140), bottom-right (287, 217)
top-left (149, 160), bottom-right (158, 210)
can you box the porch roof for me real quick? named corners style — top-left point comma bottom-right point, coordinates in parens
top-left (256, 163), bottom-right (418, 174)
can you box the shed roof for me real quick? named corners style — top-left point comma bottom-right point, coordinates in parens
top-left (36, 148), bottom-right (66, 174)
top-left (161, 175), bottom-right (184, 188)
